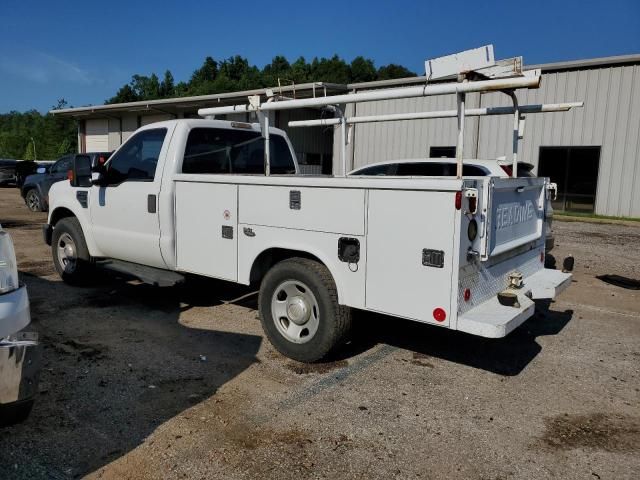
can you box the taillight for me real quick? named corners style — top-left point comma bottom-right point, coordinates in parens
top-left (455, 191), bottom-right (462, 210)
top-left (433, 308), bottom-right (447, 322)
top-left (98, 156), bottom-right (106, 164)
top-left (500, 165), bottom-right (513, 177)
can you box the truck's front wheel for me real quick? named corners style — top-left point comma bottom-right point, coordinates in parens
top-left (258, 258), bottom-right (351, 363)
top-left (51, 217), bottom-right (94, 285)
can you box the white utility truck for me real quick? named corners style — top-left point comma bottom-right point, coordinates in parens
top-left (44, 47), bottom-right (578, 362)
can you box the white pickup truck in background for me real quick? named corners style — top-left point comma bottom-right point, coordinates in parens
top-left (42, 49), bottom-right (577, 362)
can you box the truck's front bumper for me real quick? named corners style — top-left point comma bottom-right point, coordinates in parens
top-left (0, 332), bottom-right (41, 407)
top-left (457, 268), bottom-right (572, 338)
top-left (0, 286), bottom-right (41, 411)
top-left (0, 285), bottom-right (31, 339)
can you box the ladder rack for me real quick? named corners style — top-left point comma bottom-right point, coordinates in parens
top-left (198, 46), bottom-right (583, 178)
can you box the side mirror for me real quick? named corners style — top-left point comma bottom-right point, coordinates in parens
top-left (69, 155), bottom-right (92, 187)
top-left (36, 167), bottom-right (46, 174)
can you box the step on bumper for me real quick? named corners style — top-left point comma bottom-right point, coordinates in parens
top-left (457, 268), bottom-right (572, 338)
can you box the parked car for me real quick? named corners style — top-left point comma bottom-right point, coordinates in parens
top-left (21, 152), bottom-right (111, 212)
top-left (14, 161), bottom-right (41, 187)
top-left (0, 224), bottom-right (40, 426)
top-left (348, 158), bottom-right (555, 251)
top-left (0, 159), bottom-right (17, 185)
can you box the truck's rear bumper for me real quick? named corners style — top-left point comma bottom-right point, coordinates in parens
top-left (457, 268), bottom-right (572, 338)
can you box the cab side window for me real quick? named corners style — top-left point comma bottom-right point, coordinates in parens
top-left (51, 156), bottom-right (73, 175)
top-left (182, 128), bottom-right (296, 175)
top-left (107, 128), bottom-right (167, 184)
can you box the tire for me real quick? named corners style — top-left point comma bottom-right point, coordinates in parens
top-left (51, 217), bottom-right (94, 284)
top-left (25, 189), bottom-right (42, 212)
top-left (258, 258), bottom-right (351, 363)
top-left (0, 399), bottom-right (34, 427)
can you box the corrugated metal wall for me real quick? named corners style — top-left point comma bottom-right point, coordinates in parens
top-left (351, 93), bottom-right (480, 170)
top-left (350, 64), bottom-right (640, 217)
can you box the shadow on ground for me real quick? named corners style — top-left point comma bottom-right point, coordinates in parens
top-left (0, 273), bottom-right (262, 479)
top-left (337, 300), bottom-right (573, 376)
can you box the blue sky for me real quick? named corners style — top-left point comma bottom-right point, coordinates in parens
top-left (0, 0), bottom-right (638, 113)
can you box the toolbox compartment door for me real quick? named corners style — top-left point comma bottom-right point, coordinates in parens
top-left (175, 181), bottom-right (238, 281)
top-left (365, 189), bottom-right (456, 325)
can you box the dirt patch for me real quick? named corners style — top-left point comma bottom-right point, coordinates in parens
top-left (540, 413), bottom-right (640, 452)
top-left (286, 359), bottom-right (348, 374)
top-left (50, 338), bottom-right (107, 359)
top-left (411, 352), bottom-right (436, 368)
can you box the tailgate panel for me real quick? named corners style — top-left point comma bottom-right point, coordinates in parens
top-left (485, 178), bottom-right (545, 258)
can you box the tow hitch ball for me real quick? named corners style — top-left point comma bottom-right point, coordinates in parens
top-left (498, 272), bottom-right (523, 308)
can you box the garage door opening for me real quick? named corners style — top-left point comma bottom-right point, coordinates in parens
top-left (538, 146), bottom-right (601, 213)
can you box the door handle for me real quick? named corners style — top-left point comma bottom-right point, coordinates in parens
top-left (147, 194), bottom-right (157, 213)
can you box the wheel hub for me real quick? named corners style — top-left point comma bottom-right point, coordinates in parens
top-left (270, 279), bottom-right (320, 344)
top-left (63, 244), bottom-right (75, 258)
top-left (287, 296), bottom-right (310, 325)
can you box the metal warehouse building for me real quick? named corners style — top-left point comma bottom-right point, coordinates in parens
top-left (52, 54), bottom-right (640, 217)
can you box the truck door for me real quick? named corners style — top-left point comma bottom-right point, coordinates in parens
top-left (89, 127), bottom-right (172, 269)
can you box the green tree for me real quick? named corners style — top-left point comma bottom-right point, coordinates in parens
top-left (102, 54), bottom-right (417, 106)
top-left (159, 70), bottom-right (175, 97)
top-left (23, 140), bottom-right (35, 160)
top-left (57, 137), bottom-right (72, 155)
top-left (350, 56), bottom-right (377, 83)
top-left (190, 57), bottom-right (218, 85)
top-left (107, 84), bottom-right (139, 104)
top-left (377, 64), bottom-right (416, 80)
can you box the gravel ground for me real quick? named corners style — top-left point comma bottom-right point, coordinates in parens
top-left (0, 186), bottom-right (638, 480)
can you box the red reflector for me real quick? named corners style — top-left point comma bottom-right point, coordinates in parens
top-left (540, 251), bottom-right (544, 263)
top-left (433, 308), bottom-right (446, 322)
top-left (455, 191), bottom-right (462, 210)
top-left (463, 288), bottom-right (471, 302)
top-left (500, 165), bottom-right (513, 177)
top-left (67, 170), bottom-right (73, 181)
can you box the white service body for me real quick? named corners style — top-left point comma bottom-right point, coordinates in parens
top-left (46, 119), bottom-right (571, 339)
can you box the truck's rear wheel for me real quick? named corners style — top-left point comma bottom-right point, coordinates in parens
top-left (51, 217), bottom-right (93, 284)
top-left (258, 258), bottom-right (351, 363)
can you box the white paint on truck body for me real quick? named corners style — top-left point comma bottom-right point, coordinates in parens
top-left (47, 119), bottom-right (569, 337)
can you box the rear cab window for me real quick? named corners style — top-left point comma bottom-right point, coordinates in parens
top-left (182, 127), bottom-right (296, 175)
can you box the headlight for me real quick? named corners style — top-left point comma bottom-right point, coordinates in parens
top-left (0, 229), bottom-right (19, 294)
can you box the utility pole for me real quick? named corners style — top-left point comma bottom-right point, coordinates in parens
top-left (30, 137), bottom-right (37, 160)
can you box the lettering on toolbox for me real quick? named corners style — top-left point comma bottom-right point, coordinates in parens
top-left (495, 201), bottom-right (534, 229)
